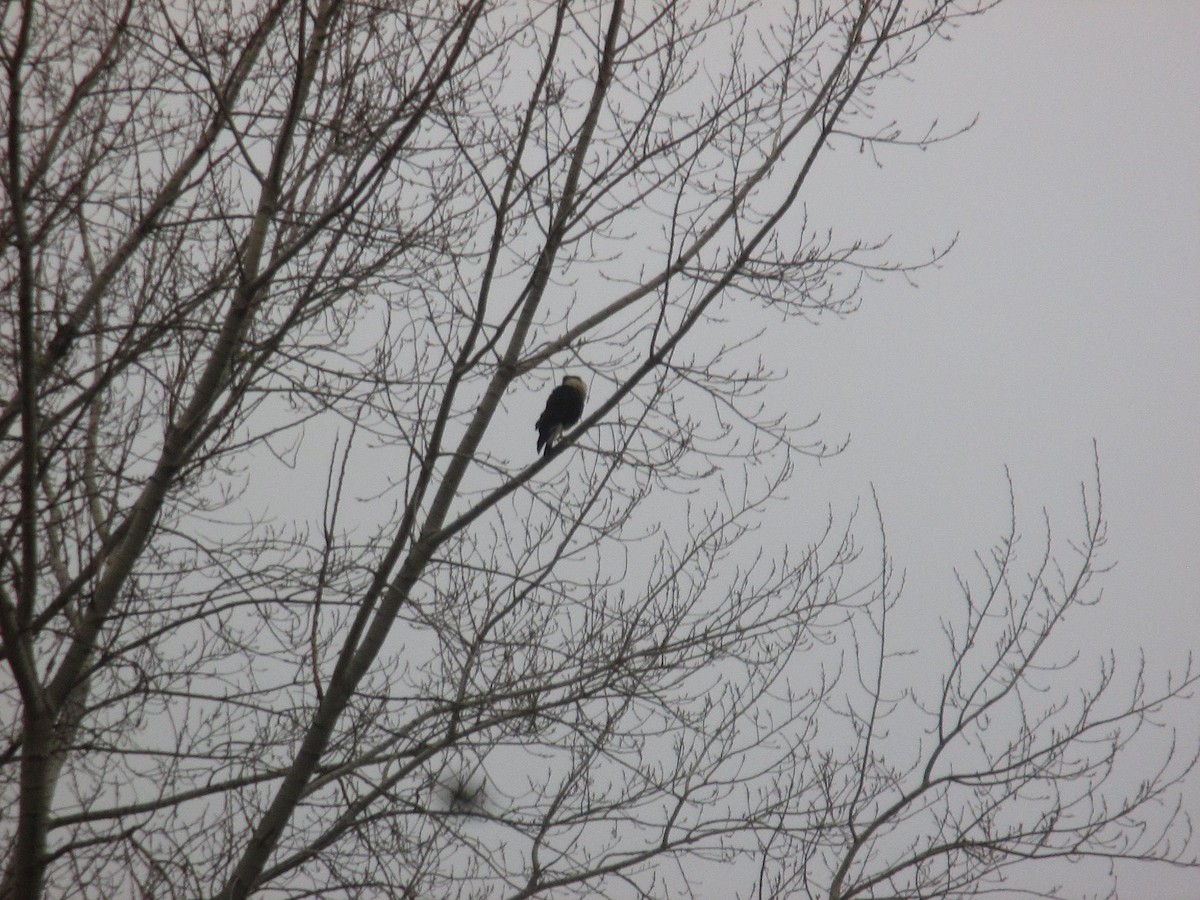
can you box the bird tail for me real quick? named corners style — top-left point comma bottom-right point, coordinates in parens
top-left (537, 424), bottom-right (562, 457)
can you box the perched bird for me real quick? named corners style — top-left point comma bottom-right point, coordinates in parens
top-left (535, 375), bottom-right (588, 457)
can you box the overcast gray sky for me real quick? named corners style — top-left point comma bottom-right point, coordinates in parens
top-left (769, 3), bottom-right (1198, 893)
top-left (784, 0), bottom-right (1199, 642)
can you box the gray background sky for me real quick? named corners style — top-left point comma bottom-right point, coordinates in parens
top-left (788, 0), bottom-right (1197, 663)
top-left (772, 3), bottom-right (1197, 893)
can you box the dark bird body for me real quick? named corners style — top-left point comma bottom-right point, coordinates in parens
top-left (536, 375), bottom-right (588, 457)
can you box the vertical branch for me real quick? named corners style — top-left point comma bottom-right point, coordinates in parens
top-left (311, 415), bottom-right (359, 703)
top-left (6, 0), bottom-right (36, 634)
top-left (845, 486), bottom-right (895, 844)
top-left (1, 2), bottom-right (53, 896)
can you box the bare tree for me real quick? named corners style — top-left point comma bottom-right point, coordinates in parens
top-left (1, 1), bottom-right (1195, 898)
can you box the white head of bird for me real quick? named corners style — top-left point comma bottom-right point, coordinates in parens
top-left (562, 375), bottom-right (587, 400)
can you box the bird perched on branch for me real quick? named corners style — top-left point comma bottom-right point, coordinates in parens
top-left (535, 375), bottom-right (588, 457)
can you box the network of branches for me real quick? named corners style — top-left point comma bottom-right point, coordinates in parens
top-left (1, 1), bottom-right (1196, 898)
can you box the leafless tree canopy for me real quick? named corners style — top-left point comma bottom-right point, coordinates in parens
top-left (1, 1), bottom-right (1196, 898)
